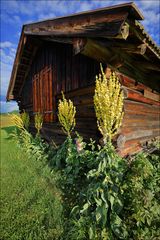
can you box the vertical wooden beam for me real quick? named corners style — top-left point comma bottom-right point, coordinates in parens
top-left (73, 38), bottom-right (87, 55)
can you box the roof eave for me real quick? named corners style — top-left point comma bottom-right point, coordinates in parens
top-left (23, 2), bottom-right (144, 28)
top-left (6, 26), bottom-right (26, 101)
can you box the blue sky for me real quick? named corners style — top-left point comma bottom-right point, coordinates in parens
top-left (0, 0), bottom-right (160, 113)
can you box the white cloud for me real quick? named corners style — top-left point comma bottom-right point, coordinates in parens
top-left (75, 2), bottom-right (93, 12)
top-left (0, 100), bottom-right (18, 113)
top-left (139, 0), bottom-right (160, 11)
top-left (1, 0), bottom-right (59, 16)
top-left (0, 12), bottom-right (22, 25)
top-left (13, 15), bottom-right (21, 23)
top-left (0, 41), bottom-right (16, 97)
top-left (10, 48), bottom-right (16, 54)
top-left (0, 41), bottom-right (14, 48)
top-left (0, 79), bottom-right (18, 114)
top-left (3, 0), bottom-right (19, 12)
top-left (0, 47), bottom-right (16, 64)
top-left (143, 11), bottom-right (160, 26)
top-left (0, 0), bottom-right (124, 18)
top-left (1, 0), bottom-right (31, 15)
top-left (0, 41), bottom-right (16, 61)
top-left (38, 13), bottom-right (57, 21)
top-left (16, 31), bottom-right (21, 37)
top-left (0, 61), bottom-right (12, 95)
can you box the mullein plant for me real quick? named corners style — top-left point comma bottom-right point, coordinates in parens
top-left (58, 92), bottom-right (76, 138)
top-left (21, 110), bottom-right (30, 130)
top-left (94, 64), bottom-right (124, 143)
top-left (34, 112), bottom-right (43, 136)
top-left (12, 114), bottom-right (26, 131)
top-left (11, 114), bottom-right (32, 148)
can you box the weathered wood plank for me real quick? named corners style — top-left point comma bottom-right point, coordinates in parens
top-left (122, 119), bottom-right (160, 127)
top-left (119, 74), bottom-right (152, 91)
top-left (118, 145), bottom-right (142, 157)
top-left (121, 127), bottom-right (160, 136)
top-left (123, 113), bottom-right (159, 122)
top-left (57, 85), bottom-right (95, 98)
top-left (124, 135), bottom-right (160, 148)
top-left (99, 40), bottom-right (147, 55)
top-left (118, 134), bottom-right (160, 157)
top-left (123, 86), bottom-right (160, 106)
top-left (134, 61), bottom-right (160, 71)
top-left (82, 39), bottom-right (115, 63)
top-left (144, 89), bottom-right (160, 102)
top-left (124, 100), bottom-right (160, 114)
top-left (24, 11), bottom-right (129, 38)
top-left (49, 66), bottom-right (53, 122)
top-left (124, 129), bottom-right (159, 141)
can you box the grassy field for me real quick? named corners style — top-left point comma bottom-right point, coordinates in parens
top-left (0, 113), bottom-right (15, 128)
top-left (0, 115), bottom-right (64, 239)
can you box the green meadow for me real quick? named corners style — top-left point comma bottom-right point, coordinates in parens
top-left (0, 115), bottom-right (63, 240)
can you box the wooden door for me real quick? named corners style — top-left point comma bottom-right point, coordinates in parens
top-left (33, 66), bottom-right (54, 122)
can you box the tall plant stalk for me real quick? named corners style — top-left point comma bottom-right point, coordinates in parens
top-left (94, 64), bottom-right (124, 143)
top-left (35, 112), bottom-right (43, 136)
top-left (58, 92), bottom-right (76, 138)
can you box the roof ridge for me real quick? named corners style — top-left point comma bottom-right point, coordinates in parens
top-left (24, 2), bottom-right (143, 27)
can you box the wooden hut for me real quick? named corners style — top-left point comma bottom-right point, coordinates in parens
top-left (7, 2), bottom-right (160, 156)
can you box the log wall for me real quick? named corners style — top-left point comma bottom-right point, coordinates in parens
top-left (20, 42), bottom-right (160, 156)
top-left (117, 74), bottom-right (160, 156)
top-left (31, 77), bottom-right (160, 157)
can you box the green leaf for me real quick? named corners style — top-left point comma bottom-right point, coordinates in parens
top-left (111, 213), bottom-right (128, 239)
top-left (113, 198), bottom-right (123, 214)
top-left (80, 202), bottom-right (90, 214)
top-left (95, 204), bottom-right (107, 227)
top-left (96, 206), bottom-right (102, 222)
top-left (146, 217), bottom-right (151, 226)
top-left (89, 226), bottom-right (95, 240)
top-left (94, 196), bottom-right (102, 206)
top-left (70, 205), bottom-right (79, 217)
top-left (109, 194), bottom-right (114, 209)
top-left (101, 190), bottom-right (107, 203)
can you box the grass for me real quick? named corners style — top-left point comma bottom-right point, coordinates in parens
top-left (0, 117), bottom-right (64, 239)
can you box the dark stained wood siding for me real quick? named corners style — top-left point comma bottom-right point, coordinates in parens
top-left (54, 42), bottom-right (100, 94)
top-left (20, 41), bottom-right (160, 156)
top-left (20, 70), bottom-right (33, 114)
top-left (32, 66), bottom-right (53, 122)
top-left (20, 41), bottom-right (100, 121)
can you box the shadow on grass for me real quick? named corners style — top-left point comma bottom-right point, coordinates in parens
top-left (1, 126), bottom-right (17, 140)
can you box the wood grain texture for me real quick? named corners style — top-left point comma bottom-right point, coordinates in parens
top-left (24, 10), bottom-right (128, 38)
top-left (144, 89), bottom-right (160, 102)
top-left (19, 42), bottom-right (159, 157)
top-left (123, 86), bottom-right (160, 106)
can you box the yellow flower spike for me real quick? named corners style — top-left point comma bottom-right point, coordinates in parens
top-left (58, 92), bottom-right (76, 137)
top-left (12, 114), bottom-right (25, 130)
top-left (21, 110), bottom-right (30, 130)
top-left (34, 112), bottom-right (43, 136)
top-left (94, 64), bottom-right (124, 143)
